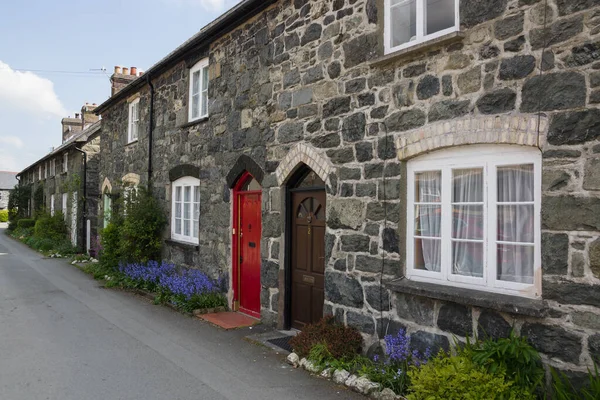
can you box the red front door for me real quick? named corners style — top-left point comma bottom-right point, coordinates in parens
top-left (237, 191), bottom-right (261, 317)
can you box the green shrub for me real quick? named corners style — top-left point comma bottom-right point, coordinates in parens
top-left (0, 210), bottom-right (8, 223)
top-left (118, 187), bottom-right (167, 264)
top-left (17, 219), bottom-right (35, 229)
top-left (551, 363), bottom-right (600, 400)
top-left (34, 212), bottom-right (68, 241)
top-left (290, 316), bottom-right (363, 359)
top-left (100, 218), bottom-right (124, 270)
top-left (468, 331), bottom-right (544, 393)
top-left (407, 353), bottom-right (534, 400)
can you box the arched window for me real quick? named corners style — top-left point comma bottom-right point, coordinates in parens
top-left (406, 145), bottom-right (541, 298)
top-left (103, 190), bottom-right (112, 228)
top-left (171, 176), bottom-right (200, 244)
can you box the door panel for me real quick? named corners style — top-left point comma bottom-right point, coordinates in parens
top-left (239, 193), bottom-right (261, 317)
top-left (291, 190), bottom-right (326, 330)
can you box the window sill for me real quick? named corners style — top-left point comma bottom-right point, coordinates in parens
top-left (165, 239), bottom-right (199, 251)
top-left (371, 31), bottom-right (465, 67)
top-left (179, 116), bottom-right (209, 129)
top-left (384, 277), bottom-right (548, 318)
top-left (126, 139), bottom-right (138, 147)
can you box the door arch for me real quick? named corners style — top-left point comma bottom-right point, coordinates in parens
top-left (233, 171), bottom-right (262, 318)
top-left (286, 165), bottom-right (326, 330)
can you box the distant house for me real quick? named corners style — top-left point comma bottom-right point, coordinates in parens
top-left (17, 103), bottom-right (101, 249)
top-left (0, 171), bottom-right (17, 210)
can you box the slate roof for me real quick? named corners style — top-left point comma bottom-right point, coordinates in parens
top-left (0, 171), bottom-right (18, 190)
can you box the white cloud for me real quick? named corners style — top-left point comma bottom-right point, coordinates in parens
top-left (165, 0), bottom-right (241, 12)
top-left (0, 149), bottom-right (19, 171)
top-left (0, 61), bottom-right (67, 117)
top-left (0, 136), bottom-right (24, 148)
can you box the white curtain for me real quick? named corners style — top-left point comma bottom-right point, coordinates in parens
top-left (452, 169), bottom-right (484, 277)
top-left (497, 165), bottom-right (535, 284)
top-left (415, 171), bottom-right (441, 272)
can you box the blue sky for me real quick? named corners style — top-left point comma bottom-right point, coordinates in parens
top-left (0, 0), bottom-right (240, 172)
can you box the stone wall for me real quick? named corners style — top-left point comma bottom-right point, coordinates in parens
top-left (97, 0), bottom-right (600, 373)
top-left (0, 190), bottom-right (10, 210)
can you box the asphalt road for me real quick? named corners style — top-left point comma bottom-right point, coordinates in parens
top-left (0, 228), bottom-right (362, 400)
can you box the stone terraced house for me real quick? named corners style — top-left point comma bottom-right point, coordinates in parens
top-left (0, 171), bottom-right (18, 210)
top-left (17, 104), bottom-right (102, 250)
top-left (94, 0), bottom-right (600, 376)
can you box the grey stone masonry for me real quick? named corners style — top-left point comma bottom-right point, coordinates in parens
top-left (97, 0), bottom-right (600, 374)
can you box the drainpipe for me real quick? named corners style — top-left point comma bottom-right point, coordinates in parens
top-left (73, 147), bottom-right (87, 252)
top-left (147, 75), bottom-right (155, 192)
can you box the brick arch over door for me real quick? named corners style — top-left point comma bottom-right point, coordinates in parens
top-left (226, 154), bottom-right (265, 188)
top-left (395, 114), bottom-right (549, 160)
top-left (275, 143), bottom-right (334, 186)
top-left (169, 164), bottom-right (200, 182)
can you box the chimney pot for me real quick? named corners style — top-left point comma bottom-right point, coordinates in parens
top-left (114, 66), bottom-right (122, 74)
top-left (130, 67), bottom-right (137, 75)
top-left (122, 67), bottom-right (129, 75)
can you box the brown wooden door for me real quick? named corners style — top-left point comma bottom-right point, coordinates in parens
top-left (291, 190), bottom-right (326, 330)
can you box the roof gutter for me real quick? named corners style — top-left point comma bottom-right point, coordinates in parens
top-left (94, 0), bottom-right (277, 115)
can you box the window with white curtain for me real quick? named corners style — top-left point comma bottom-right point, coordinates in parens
top-left (50, 194), bottom-right (55, 216)
top-left (62, 193), bottom-right (68, 221)
top-left (128, 98), bottom-right (140, 143)
top-left (406, 145), bottom-right (541, 297)
top-left (188, 58), bottom-right (209, 122)
top-left (385, 0), bottom-right (459, 54)
top-left (171, 176), bottom-right (200, 244)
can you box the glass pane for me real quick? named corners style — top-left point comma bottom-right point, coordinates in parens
top-left (498, 164), bottom-right (534, 202)
top-left (201, 92), bottom-right (208, 116)
top-left (414, 238), bottom-right (441, 272)
top-left (452, 241), bottom-right (483, 277)
top-left (453, 205), bottom-right (483, 240)
top-left (192, 71), bottom-right (200, 95)
top-left (184, 186), bottom-right (191, 202)
top-left (241, 177), bottom-right (261, 191)
top-left (175, 218), bottom-right (182, 234)
top-left (184, 219), bottom-right (190, 236)
top-left (426, 0), bottom-right (455, 35)
top-left (202, 66), bottom-right (209, 89)
top-left (497, 244), bottom-right (534, 284)
top-left (391, 0), bottom-right (417, 48)
top-left (175, 186), bottom-right (182, 202)
top-left (415, 205), bottom-right (441, 237)
top-left (184, 202), bottom-right (190, 220)
top-left (295, 169), bottom-right (325, 189)
top-left (193, 220), bottom-right (199, 239)
top-left (192, 94), bottom-right (199, 119)
top-left (175, 202), bottom-right (182, 218)
top-left (315, 204), bottom-right (325, 221)
top-left (452, 168), bottom-right (483, 203)
top-left (194, 186), bottom-right (200, 204)
top-left (415, 171), bottom-right (441, 203)
top-left (497, 205), bottom-right (534, 243)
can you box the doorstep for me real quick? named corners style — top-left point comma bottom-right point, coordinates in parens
top-left (198, 311), bottom-right (261, 330)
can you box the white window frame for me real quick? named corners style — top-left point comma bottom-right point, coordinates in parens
top-left (44, 162), bottom-right (48, 179)
top-left (384, 0), bottom-right (460, 55)
top-left (50, 159), bottom-right (56, 176)
top-left (50, 194), bottom-right (55, 216)
top-left (171, 176), bottom-right (200, 244)
top-left (406, 145), bottom-right (542, 298)
top-left (63, 153), bottom-right (68, 173)
top-left (128, 98), bottom-right (140, 144)
top-left (62, 193), bottom-right (68, 221)
top-left (38, 165), bottom-right (42, 180)
top-left (188, 58), bottom-right (209, 122)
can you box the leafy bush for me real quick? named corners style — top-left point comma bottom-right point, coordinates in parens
top-left (119, 187), bottom-right (167, 264)
top-left (99, 219), bottom-right (123, 270)
top-left (34, 212), bottom-right (68, 241)
top-left (290, 316), bottom-right (363, 359)
top-left (407, 353), bottom-right (534, 400)
top-left (469, 331), bottom-right (544, 393)
top-left (551, 363), bottom-right (600, 400)
top-left (17, 219), bottom-right (35, 229)
top-left (0, 209), bottom-right (8, 222)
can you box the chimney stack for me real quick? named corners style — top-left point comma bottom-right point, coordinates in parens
top-left (110, 64), bottom-right (139, 96)
top-left (61, 116), bottom-right (83, 143)
top-left (81, 102), bottom-right (99, 128)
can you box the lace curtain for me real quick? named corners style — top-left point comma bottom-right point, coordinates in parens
top-left (415, 171), bottom-right (441, 271)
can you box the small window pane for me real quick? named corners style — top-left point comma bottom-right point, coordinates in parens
top-left (453, 205), bottom-right (484, 240)
top-left (497, 244), bottom-right (534, 284)
top-left (184, 186), bottom-right (191, 202)
top-left (241, 177), bottom-right (261, 191)
top-left (498, 164), bottom-right (534, 202)
top-left (414, 238), bottom-right (441, 272)
top-left (175, 186), bottom-right (182, 202)
top-left (192, 94), bottom-right (200, 119)
top-left (175, 218), bottom-right (182, 234)
top-left (192, 71), bottom-right (200, 95)
top-left (201, 91), bottom-right (208, 116)
top-left (415, 171), bottom-right (441, 203)
top-left (426, 0), bottom-right (456, 35)
top-left (184, 219), bottom-right (190, 236)
top-left (452, 241), bottom-right (484, 277)
top-left (498, 205), bottom-right (534, 243)
top-left (202, 66), bottom-right (209, 90)
top-left (390, 0), bottom-right (417, 48)
top-left (415, 205), bottom-right (441, 237)
top-left (193, 220), bottom-right (199, 238)
top-left (175, 202), bottom-right (182, 219)
top-left (452, 168), bottom-right (483, 203)
top-left (184, 201), bottom-right (190, 220)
